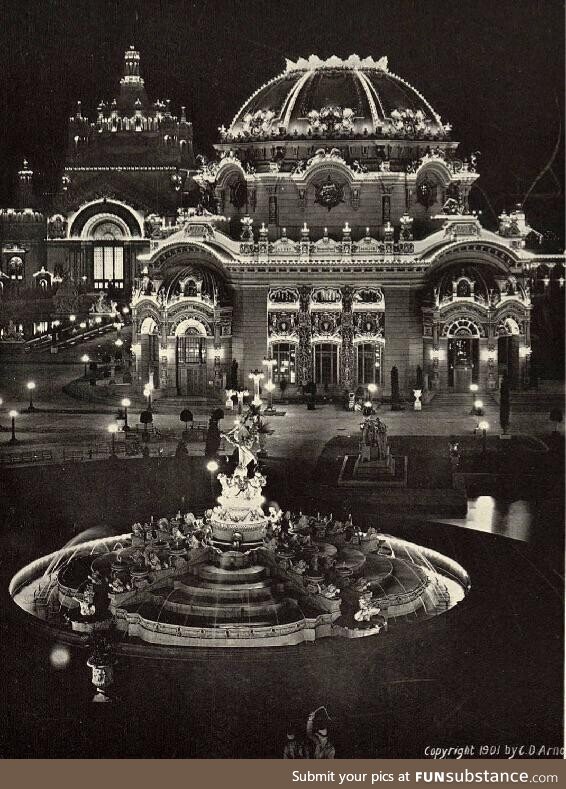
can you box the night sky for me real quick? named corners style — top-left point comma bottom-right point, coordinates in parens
top-left (0, 0), bottom-right (564, 237)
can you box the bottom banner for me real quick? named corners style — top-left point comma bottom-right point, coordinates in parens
top-left (0, 759), bottom-right (564, 789)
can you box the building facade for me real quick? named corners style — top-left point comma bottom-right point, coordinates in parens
top-left (1, 49), bottom-right (564, 398)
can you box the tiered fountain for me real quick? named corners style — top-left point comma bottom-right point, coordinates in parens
top-left (10, 407), bottom-right (470, 651)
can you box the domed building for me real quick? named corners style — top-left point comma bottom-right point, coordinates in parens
top-left (0, 50), bottom-right (563, 400)
top-left (130, 54), bottom-right (561, 400)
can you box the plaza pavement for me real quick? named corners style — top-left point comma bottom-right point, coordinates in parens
top-left (0, 341), bottom-right (563, 464)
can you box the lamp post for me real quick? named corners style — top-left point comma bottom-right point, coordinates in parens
top-left (236, 389), bottom-right (249, 415)
top-left (52, 319), bottom-right (61, 346)
top-left (114, 337), bottom-right (124, 380)
top-left (121, 398), bottom-right (131, 431)
top-left (264, 380), bottom-right (275, 412)
top-left (206, 459), bottom-right (219, 500)
top-left (8, 410), bottom-right (18, 445)
top-left (478, 420), bottom-right (489, 454)
top-left (262, 357), bottom-right (277, 414)
top-left (368, 382), bottom-right (378, 407)
top-left (26, 381), bottom-right (36, 413)
top-left (469, 383), bottom-right (479, 414)
top-left (473, 398), bottom-right (484, 417)
top-left (143, 380), bottom-right (154, 412)
top-left (248, 369), bottom-right (264, 408)
top-left (108, 422), bottom-right (119, 455)
top-left (81, 354), bottom-right (90, 378)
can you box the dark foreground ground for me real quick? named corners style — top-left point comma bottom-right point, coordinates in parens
top-left (0, 448), bottom-right (563, 759)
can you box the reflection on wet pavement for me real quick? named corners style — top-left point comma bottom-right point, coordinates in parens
top-left (433, 497), bottom-right (533, 542)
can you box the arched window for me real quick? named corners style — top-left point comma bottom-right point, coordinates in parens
top-left (91, 219), bottom-right (126, 290)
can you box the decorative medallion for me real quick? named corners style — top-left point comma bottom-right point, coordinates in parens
top-left (354, 312), bottom-right (384, 339)
top-left (314, 176), bottom-right (345, 211)
top-left (268, 311), bottom-right (298, 338)
top-left (311, 311), bottom-right (341, 337)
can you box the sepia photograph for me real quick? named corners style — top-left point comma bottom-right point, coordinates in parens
top-left (0, 0), bottom-right (564, 761)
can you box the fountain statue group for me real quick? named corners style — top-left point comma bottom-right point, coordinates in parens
top-left (222, 406), bottom-right (260, 475)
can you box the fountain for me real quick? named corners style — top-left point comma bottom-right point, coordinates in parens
top-left (10, 406), bottom-right (470, 650)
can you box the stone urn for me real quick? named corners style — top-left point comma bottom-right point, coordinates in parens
top-left (87, 655), bottom-right (115, 702)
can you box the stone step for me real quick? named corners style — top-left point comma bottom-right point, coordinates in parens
top-left (198, 579), bottom-right (273, 592)
top-left (134, 601), bottom-right (288, 628)
top-left (175, 577), bottom-right (273, 595)
top-left (159, 592), bottom-right (289, 620)
top-left (170, 583), bottom-right (275, 604)
top-left (198, 564), bottom-right (267, 584)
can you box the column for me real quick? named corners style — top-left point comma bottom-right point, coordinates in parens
top-left (340, 285), bottom-right (354, 390)
top-left (165, 337), bottom-right (177, 396)
top-left (297, 285), bottom-right (312, 386)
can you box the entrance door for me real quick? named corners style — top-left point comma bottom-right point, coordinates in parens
top-left (176, 336), bottom-right (207, 396)
top-left (448, 338), bottom-right (479, 390)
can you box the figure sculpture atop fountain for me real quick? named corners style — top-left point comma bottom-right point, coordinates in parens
top-left (212, 407), bottom-right (268, 549)
top-left (222, 406), bottom-right (260, 475)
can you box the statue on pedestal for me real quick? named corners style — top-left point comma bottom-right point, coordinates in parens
top-left (360, 415), bottom-right (389, 463)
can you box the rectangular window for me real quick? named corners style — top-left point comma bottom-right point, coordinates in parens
top-left (271, 342), bottom-right (296, 384)
top-left (356, 343), bottom-right (382, 384)
top-left (94, 245), bottom-right (124, 288)
top-left (313, 343), bottom-right (339, 385)
top-left (177, 337), bottom-right (205, 364)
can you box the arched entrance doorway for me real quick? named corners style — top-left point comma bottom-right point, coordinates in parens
top-left (139, 316), bottom-right (159, 389)
top-left (174, 318), bottom-right (210, 396)
top-left (496, 317), bottom-right (521, 388)
top-left (444, 319), bottom-right (482, 392)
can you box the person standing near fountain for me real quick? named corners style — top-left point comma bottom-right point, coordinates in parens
top-left (306, 707), bottom-right (335, 759)
top-left (283, 726), bottom-right (307, 759)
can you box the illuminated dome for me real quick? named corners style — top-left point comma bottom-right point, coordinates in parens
top-left (223, 55), bottom-right (451, 142)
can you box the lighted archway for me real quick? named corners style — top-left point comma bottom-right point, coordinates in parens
top-left (174, 317), bottom-right (209, 337)
top-left (442, 318), bottom-right (484, 338)
top-left (139, 316), bottom-right (159, 335)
